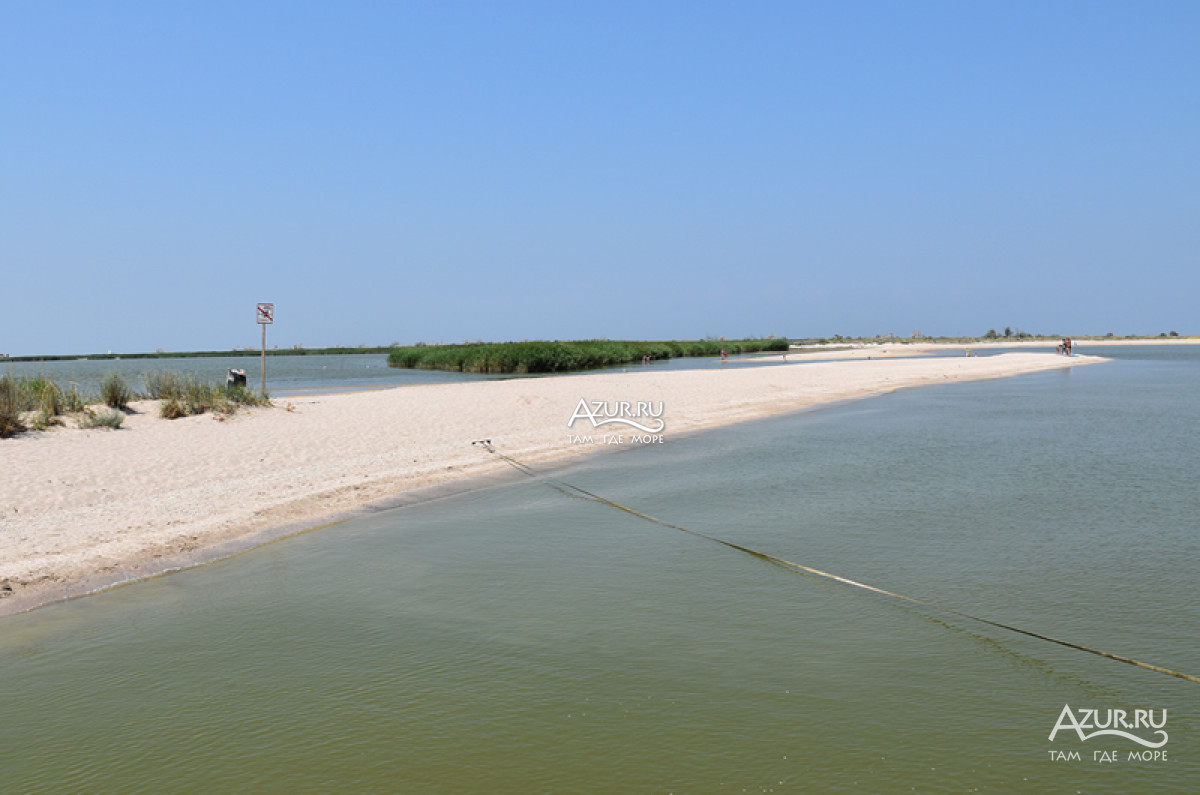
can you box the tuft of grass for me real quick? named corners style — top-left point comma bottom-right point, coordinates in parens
top-left (153, 374), bottom-right (271, 419)
top-left (33, 379), bottom-right (62, 417)
top-left (31, 409), bottom-right (65, 431)
top-left (387, 338), bottom-right (791, 374)
top-left (159, 397), bottom-right (187, 420)
top-left (226, 385), bottom-right (271, 407)
top-left (0, 375), bottom-right (84, 436)
top-left (0, 376), bottom-right (25, 438)
top-left (143, 370), bottom-right (188, 400)
top-left (78, 407), bottom-right (125, 430)
top-left (61, 383), bottom-right (88, 413)
top-left (100, 373), bottom-right (133, 410)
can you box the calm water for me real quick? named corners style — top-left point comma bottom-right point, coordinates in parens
top-left (1, 351), bottom-right (789, 397)
top-left (1, 347), bottom-right (1198, 791)
top-left (0, 353), bottom-right (487, 397)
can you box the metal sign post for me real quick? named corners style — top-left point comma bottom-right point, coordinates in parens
top-left (256, 303), bottom-right (274, 396)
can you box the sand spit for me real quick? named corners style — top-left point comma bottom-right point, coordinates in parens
top-left (788, 337), bottom-right (1200, 360)
top-left (0, 353), bottom-right (1102, 615)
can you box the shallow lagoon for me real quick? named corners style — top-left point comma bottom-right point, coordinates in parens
top-left (1, 347), bottom-right (1197, 791)
top-left (2, 350), bottom-right (789, 397)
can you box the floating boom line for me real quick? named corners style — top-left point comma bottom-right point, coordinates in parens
top-left (472, 441), bottom-right (1200, 686)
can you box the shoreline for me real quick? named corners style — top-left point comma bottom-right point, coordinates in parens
top-left (789, 337), bottom-right (1200, 353)
top-left (0, 353), bottom-right (1103, 617)
top-left (784, 337), bottom-right (1198, 362)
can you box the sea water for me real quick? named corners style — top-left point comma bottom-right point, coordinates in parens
top-left (1, 347), bottom-right (1197, 791)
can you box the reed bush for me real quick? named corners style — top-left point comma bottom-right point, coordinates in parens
top-left (226, 385), bottom-right (271, 407)
top-left (143, 370), bottom-right (187, 400)
top-left (0, 376), bottom-right (24, 438)
top-left (61, 384), bottom-right (88, 413)
top-left (155, 375), bottom-right (271, 419)
top-left (100, 373), bottom-right (133, 410)
top-left (33, 379), bottom-right (62, 417)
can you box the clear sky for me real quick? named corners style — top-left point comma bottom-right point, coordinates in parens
top-left (2, 1), bottom-right (1197, 356)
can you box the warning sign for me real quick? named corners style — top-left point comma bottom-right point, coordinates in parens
top-left (256, 303), bottom-right (274, 325)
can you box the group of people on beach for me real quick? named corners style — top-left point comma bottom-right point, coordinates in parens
top-left (1056, 338), bottom-right (1074, 356)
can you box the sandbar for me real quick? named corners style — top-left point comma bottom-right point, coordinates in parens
top-left (0, 353), bottom-right (1102, 615)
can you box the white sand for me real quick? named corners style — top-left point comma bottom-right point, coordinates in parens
top-left (0, 353), bottom-right (1102, 614)
top-left (788, 337), bottom-right (1200, 360)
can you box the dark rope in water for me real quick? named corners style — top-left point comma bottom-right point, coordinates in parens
top-left (472, 440), bottom-right (1200, 686)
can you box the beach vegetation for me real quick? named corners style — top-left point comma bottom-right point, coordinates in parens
top-left (30, 410), bottom-right (64, 431)
top-left (142, 370), bottom-right (188, 400)
top-left (147, 372), bottom-right (271, 419)
top-left (0, 375), bottom-right (86, 436)
top-left (61, 384), bottom-right (88, 413)
top-left (31, 388), bottom-right (66, 429)
top-left (2, 345), bottom-right (406, 364)
top-left (0, 376), bottom-right (25, 437)
top-left (160, 397), bottom-right (187, 420)
top-left (77, 407), bottom-right (125, 430)
top-left (14, 377), bottom-right (64, 419)
top-left (100, 373), bottom-right (133, 410)
top-left (387, 338), bottom-right (790, 374)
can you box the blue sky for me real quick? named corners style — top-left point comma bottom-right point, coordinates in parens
top-left (2, 1), bottom-right (1197, 355)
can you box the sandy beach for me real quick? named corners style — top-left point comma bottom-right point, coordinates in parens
top-left (0, 353), bottom-right (1102, 615)
top-left (785, 337), bottom-right (1200, 360)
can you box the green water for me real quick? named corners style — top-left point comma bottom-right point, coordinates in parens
top-left (2, 350), bottom-right (1198, 791)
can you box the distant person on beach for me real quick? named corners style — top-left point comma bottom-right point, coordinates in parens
top-left (720, 349), bottom-right (728, 361)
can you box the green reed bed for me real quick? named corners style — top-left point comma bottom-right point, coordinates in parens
top-left (387, 338), bottom-right (790, 374)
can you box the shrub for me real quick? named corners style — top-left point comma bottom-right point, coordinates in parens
top-left (0, 376), bottom-right (24, 438)
top-left (156, 377), bottom-right (271, 419)
top-left (183, 381), bottom-right (217, 415)
top-left (78, 407), bottom-right (124, 430)
top-left (31, 409), bottom-right (64, 431)
top-left (61, 384), bottom-right (88, 413)
top-left (143, 370), bottom-right (187, 400)
top-left (100, 373), bottom-right (133, 410)
top-left (33, 379), bottom-right (62, 417)
top-left (226, 385), bottom-right (270, 407)
top-left (159, 397), bottom-right (187, 420)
